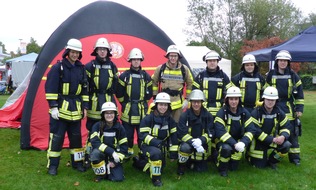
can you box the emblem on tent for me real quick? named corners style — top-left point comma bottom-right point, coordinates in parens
top-left (110, 42), bottom-right (124, 59)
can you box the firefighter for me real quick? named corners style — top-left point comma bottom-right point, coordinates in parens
top-left (214, 86), bottom-right (256, 177)
top-left (231, 54), bottom-right (265, 113)
top-left (265, 50), bottom-right (304, 166)
top-left (45, 38), bottom-right (89, 175)
top-left (84, 37), bottom-right (119, 167)
top-left (193, 50), bottom-right (232, 162)
top-left (117, 48), bottom-right (152, 158)
top-left (152, 45), bottom-right (194, 123)
top-left (248, 86), bottom-right (292, 169)
top-left (133, 92), bottom-right (178, 187)
top-left (90, 102), bottom-right (128, 182)
top-left (177, 89), bottom-right (214, 175)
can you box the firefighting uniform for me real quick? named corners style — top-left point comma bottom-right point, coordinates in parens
top-left (117, 66), bottom-right (153, 152)
top-left (45, 58), bottom-right (89, 170)
top-left (266, 66), bottom-right (304, 162)
top-left (177, 107), bottom-right (214, 172)
top-left (90, 119), bottom-right (128, 181)
top-left (84, 58), bottom-right (118, 158)
top-left (214, 105), bottom-right (256, 174)
top-left (152, 61), bottom-right (193, 122)
top-left (193, 66), bottom-right (232, 117)
top-left (136, 110), bottom-right (178, 183)
top-left (248, 106), bottom-right (291, 168)
top-left (231, 70), bottom-right (265, 113)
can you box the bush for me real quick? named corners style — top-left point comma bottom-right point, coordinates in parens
top-left (301, 74), bottom-right (316, 90)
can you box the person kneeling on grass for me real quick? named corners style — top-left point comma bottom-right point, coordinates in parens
top-left (213, 86), bottom-right (257, 177)
top-left (247, 86), bottom-right (292, 169)
top-left (177, 89), bottom-right (214, 175)
top-left (90, 102), bottom-right (128, 182)
top-left (133, 92), bottom-right (178, 187)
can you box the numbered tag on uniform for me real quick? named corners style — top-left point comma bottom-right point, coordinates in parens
top-left (178, 153), bottom-right (189, 163)
top-left (150, 161), bottom-right (161, 175)
top-left (93, 161), bottom-right (106, 175)
top-left (74, 148), bottom-right (84, 161)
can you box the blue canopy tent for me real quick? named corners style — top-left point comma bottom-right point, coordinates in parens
top-left (248, 26), bottom-right (316, 62)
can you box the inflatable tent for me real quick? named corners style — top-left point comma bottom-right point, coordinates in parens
top-left (0, 1), bottom-right (190, 150)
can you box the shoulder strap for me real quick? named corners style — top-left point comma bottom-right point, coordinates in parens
top-left (237, 108), bottom-right (246, 136)
top-left (57, 60), bottom-right (63, 79)
top-left (158, 63), bottom-right (167, 82)
top-left (256, 106), bottom-right (262, 123)
top-left (220, 69), bottom-right (224, 79)
top-left (180, 64), bottom-right (186, 80)
top-left (289, 69), bottom-right (297, 88)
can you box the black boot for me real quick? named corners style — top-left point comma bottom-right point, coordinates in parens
top-left (152, 176), bottom-right (163, 187)
top-left (95, 175), bottom-right (107, 182)
top-left (177, 163), bottom-right (186, 175)
top-left (48, 157), bottom-right (59, 176)
top-left (75, 163), bottom-right (86, 172)
top-left (218, 161), bottom-right (229, 177)
top-left (291, 159), bottom-right (300, 166)
top-left (48, 165), bottom-right (58, 176)
top-left (219, 170), bottom-right (228, 177)
top-left (268, 161), bottom-right (277, 170)
top-left (71, 155), bottom-right (86, 172)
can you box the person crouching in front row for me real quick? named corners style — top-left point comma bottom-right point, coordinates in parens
top-left (90, 102), bottom-right (128, 182)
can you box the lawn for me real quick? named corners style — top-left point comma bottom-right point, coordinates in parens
top-left (0, 92), bottom-right (315, 190)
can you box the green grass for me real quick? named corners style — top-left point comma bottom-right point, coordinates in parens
top-left (0, 92), bottom-right (316, 190)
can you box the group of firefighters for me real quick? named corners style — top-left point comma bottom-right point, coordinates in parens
top-left (45, 37), bottom-right (304, 187)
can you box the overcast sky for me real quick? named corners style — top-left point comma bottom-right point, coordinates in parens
top-left (0, 0), bottom-right (315, 53)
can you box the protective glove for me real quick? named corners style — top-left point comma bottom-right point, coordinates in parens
top-left (196, 146), bottom-right (205, 153)
top-left (192, 138), bottom-right (202, 149)
top-left (182, 99), bottom-right (189, 109)
top-left (235, 142), bottom-right (245, 152)
top-left (112, 152), bottom-right (120, 163)
top-left (51, 107), bottom-right (59, 120)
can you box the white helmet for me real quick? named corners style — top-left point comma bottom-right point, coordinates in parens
top-left (155, 92), bottom-right (171, 103)
top-left (203, 51), bottom-right (221, 62)
top-left (65, 38), bottom-right (82, 52)
top-left (189, 89), bottom-right (206, 102)
top-left (101, 102), bottom-right (117, 112)
top-left (165, 45), bottom-right (182, 58)
top-left (242, 54), bottom-right (256, 64)
top-left (226, 86), bottom-right (242, 98)
top-left (275, 50), bottom-right (291, 61)
top-left (91, 37), bottom-right (112, 56)
top-left (94, 37), bottom-right (111, 49)
top-left (127, 48), bottom-right (144, 61)
top-left (262, 86), bottom-right (278, 100)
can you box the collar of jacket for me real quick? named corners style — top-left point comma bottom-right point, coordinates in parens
top-left (166, 61), bottom-right (182, 70)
